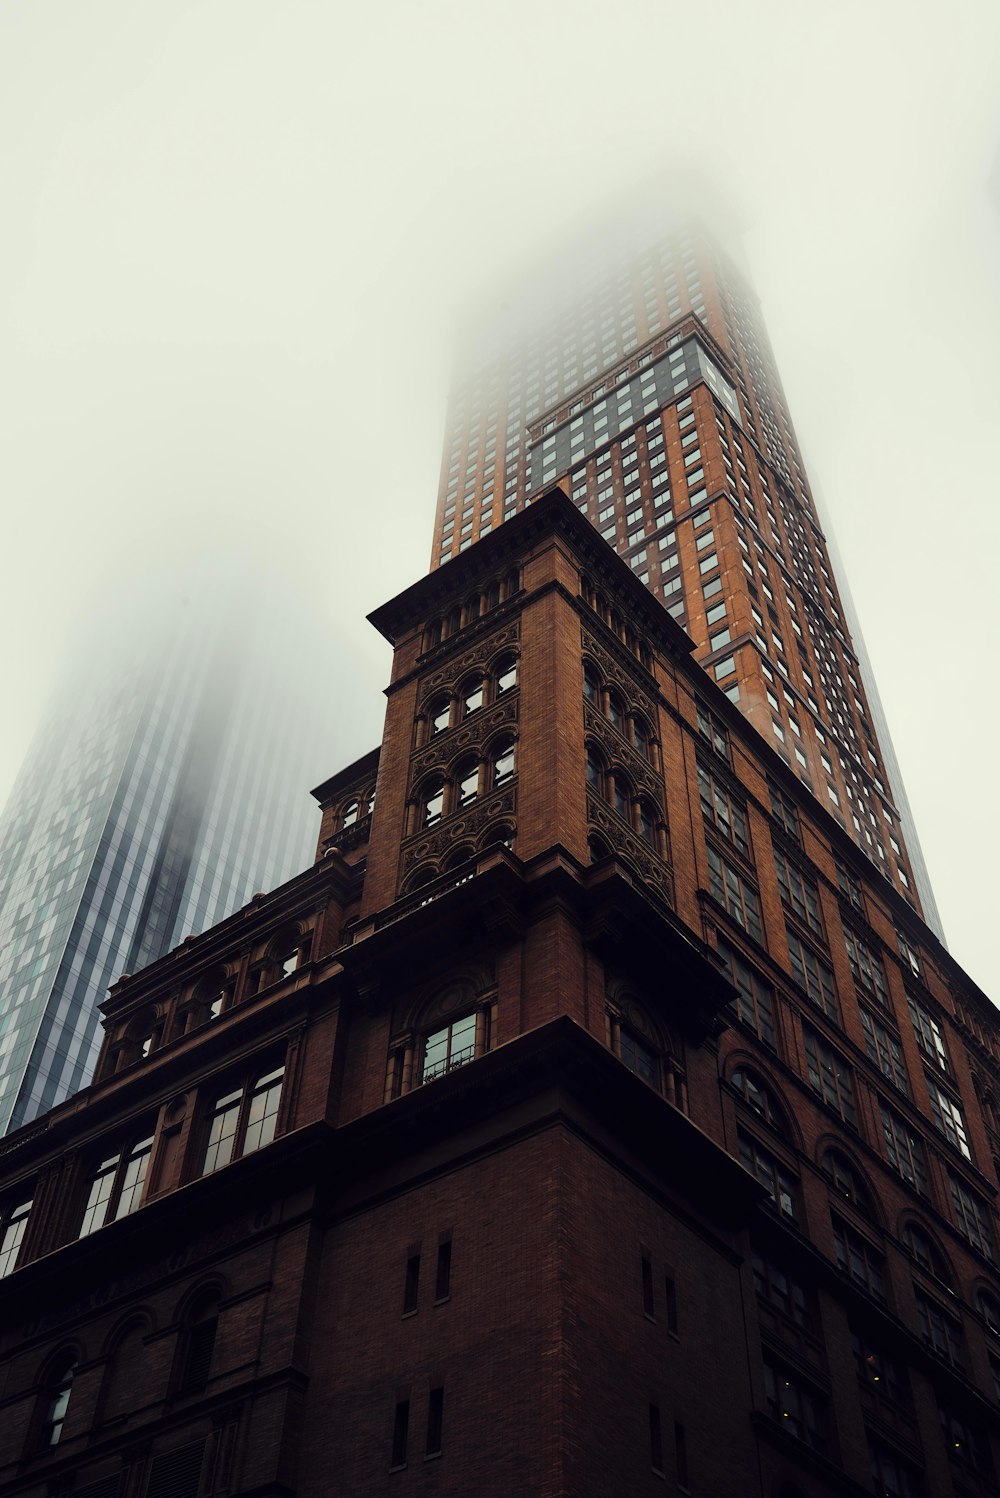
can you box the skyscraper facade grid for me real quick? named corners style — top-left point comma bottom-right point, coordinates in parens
top-left (432, 217), bottom-right (942, 937)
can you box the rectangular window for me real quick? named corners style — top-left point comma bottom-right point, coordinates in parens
top-left (804, 1026), bottom-right (856, 1125)
top-left (879, 1105), bottom-right (928, 1194)
top-left (0, 1198), bottom-right (31, 1277)
top-left (939, 1402), bottom-right (994, 1479)
top-left (707, 846), bottom-right (763, 943)
top-left (851, 1329), bottom-right (910, 1410)
top-left (80, 1135), bottom-right (154, 1236)
top-left (908, 995), bottom-right (949, 1073)
top-left (927, 1077), bottom-right (971, 1158)
top-left (861, 1009), bottom-right (909, 1093)
top-left (641, 1254), bottom-right (655, 1317)
top-left (869, 1440), bottom-right (920, 1497)
top-left (719, 940), bottom-right (776, 1049)
top-left (403, 1253), bottom-right (420, 1314)
top-left (649, 1403), bottom-right (664, 1473)
top-left (698, 764), bottom-right (749, 855)
top-left (391, 1400), bottom-right (410, 1468)
top-left (664, 1275), bottom-right (678, 1334)
top-left (696, 701), bottom-right (729, 761)
top-left (833, 1217), bottom-right (886, 1302)
top-left (768, 781), bottom-right (800, 842)
top-left (762, 1359), bottom-right (827, 1454)
top-left (674, 1423), bottom-right (688, 1488)
top-left (425, 1387), bottom-right (444, 1457)
top-left (787, 933), bottom-right (838, 1019)
top-left (843, 927), bottom-right (889, 1007)
top-left (202, 1065), bottom-right (284, 1175)
top-left (774, 851), bottom-right (823, 934)
top-left (435, 1239), bottom-right (452, 1301)
top-left (915, 1290), bottom-right (964, 1368)
top-left (949, 1172), bottom-right (995, 1260)
top-left (738, 1131), bottom-right (796, 1221)
top-left (752, 1248), bottom-right (813, 1331)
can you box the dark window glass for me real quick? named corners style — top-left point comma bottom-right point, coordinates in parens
top-left (403, 1253), bottom-right (420, 1314)
top-left (787, 932), bottom-right (837, 1019)
top-left (804, 1026), bottom-right (856, 1126)
top-left (425, 1387), bottom-right (444, 1457)
top-left (707, 846), bottom-right (762, 943)
top-left (774, 851), bottom-right (822, 934)
top-left (719, 941), bottom-right (776, 1048)
top-left (833, 1217), bottom-right (885, 1302)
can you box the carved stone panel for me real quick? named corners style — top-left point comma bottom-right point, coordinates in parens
top-left (418, 621), bottom-right (521, 706)
top-left (411, 698), bottom-right (519, 782)
top-left (587, 794), bottom-right (673, 903)
top-left (581, 626), bottom-right (657, 721)
top-left (583, 703), bottom-right (664, 804)
top-left (400, 787), bottom-right (517, 874)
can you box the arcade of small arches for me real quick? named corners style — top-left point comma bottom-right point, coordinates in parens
top-left (105, 921), bottom-right (315, 1074)
top-left (418, 652), bottom-right (518, 745)
top-left (335, 785), bottom-right (377, 836)
top-left (579, 573), bottom-right (654, 671)
top-left (584, 659), bottom-right (660, 765)
top-left (586, 743), bottom-right (664, 855)
top-left (409, 736), bottom-right (517, 837)
top-left (401, 820), bottom-right (516, 894)
top-left (422, 569), bottom-right (520, 653)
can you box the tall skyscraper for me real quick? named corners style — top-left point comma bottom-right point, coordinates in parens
top-left (0, 561), bottom-right (336, 1133)
top-left (432, 216), bottom-right (942, 937)
top-left (1, 229), bottom-right (997, 1498)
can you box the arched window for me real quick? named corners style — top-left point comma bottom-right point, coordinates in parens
top-left (636, 799), bottom-right (657, 846)
top-left (270, 928), bottom-right (305, 981)
top-left (0, 1196), bottom-right (31, 1277)
top-left (462, 677), bottom-right (484, 717)
top-left (583, 663), bottom-right (600, 703)
top-left (588, 833), bottom-right (611, 864)
top-left (122, 1005), bottom-right (161, 1063)
top-left (495, 655), bottom-right (518, 695)
top-left (367, 787), bottom-right (377, 816)
top-left (633, 715), bottom-right (655, 761)
top-left (423, 778), bottom-right (445, 827)
top-left (465, 592), bottom-right (482, 623)
top-left (821, 1150), bottom-right (872, 1216)
top-left (618, 1025), bottom-right (659, 1087)
top-left (481, 822), bottom-right (514, 851)
top-left (193, 967), bottom-right (232, 1021)
top-left (607, 690), bottom-right (626, 732)
top-left (492, 740), bottom-right (515, 788)
top-left (732, 1069), bottom-right (786, 1135)
top-left (585, 743), bottom-right (605, 790)
top-left (456, 760), bottom-right (479, 808)
top-left (429, 697), bottom-right (451, 736)
top-left (443, 844), bottom-right (475, 871)
top-left (176, 1289), bottom-right (220, 1397)
top-left (41, 1355), bottom-right (76, 1447)
top-left (611, 771), bottom-right (631, 819)
top-left (902, 1222), bottom-right (950, 1283)
top-left (424, 619), bottom-right (443, 650)
top-left (342, 800), bottom-right (360, 828)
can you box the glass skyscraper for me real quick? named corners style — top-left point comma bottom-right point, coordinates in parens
top-left (0, 561), bottom-right (336, 1133)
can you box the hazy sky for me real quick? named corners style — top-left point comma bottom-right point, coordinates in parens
top-left (1, 1), bottom-right (998, 997)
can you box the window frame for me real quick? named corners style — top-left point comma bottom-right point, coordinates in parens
top-left (200, 1061), bottom-right (285, 1177)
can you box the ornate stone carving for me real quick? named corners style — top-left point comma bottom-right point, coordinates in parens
top-left (581, 626), bottom-right (657, 718)
top-left (587, 794), bottom-right (673, 903)
top-left (418, 621), bottom-right (521, 705)
top-left (583, 703), bottom-right (664, 803)
top-left (410, 698), bottom-right (519, 781)
top-left (400, 788), bottom-right (517, 874)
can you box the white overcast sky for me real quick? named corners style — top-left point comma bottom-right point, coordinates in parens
top-left (0, 0), bottom-right (998, 998)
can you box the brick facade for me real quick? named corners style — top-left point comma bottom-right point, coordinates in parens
top-left (0, 492), bottom-right (997, 1497)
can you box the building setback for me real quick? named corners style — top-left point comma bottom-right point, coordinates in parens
top-left (0, 491), bottom-right (997, 1497)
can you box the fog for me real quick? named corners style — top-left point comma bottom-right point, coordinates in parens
top-left (0, 1), bottom-right (998, 996)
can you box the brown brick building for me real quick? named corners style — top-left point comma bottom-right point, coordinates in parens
top-left (0, 490), bottom-right (997, 1498)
